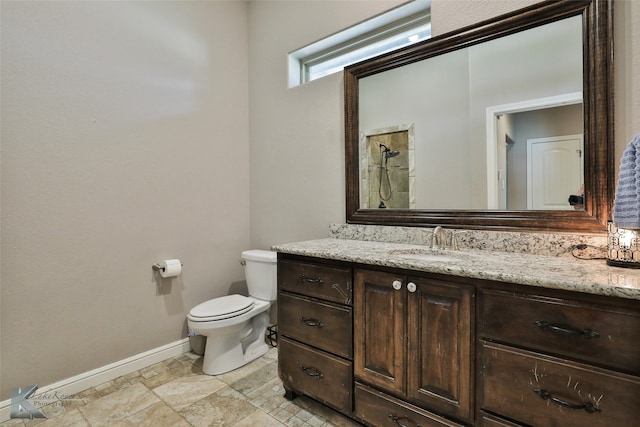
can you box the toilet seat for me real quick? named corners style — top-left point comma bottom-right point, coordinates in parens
top-left (188, 295), bottom-right (254, 322)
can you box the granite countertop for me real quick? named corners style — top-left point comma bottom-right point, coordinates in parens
top-left (272, 238), bottom-right (640, 300)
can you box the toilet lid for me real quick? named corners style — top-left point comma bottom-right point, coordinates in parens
top-left (189, 295), bottom-right (254, 321)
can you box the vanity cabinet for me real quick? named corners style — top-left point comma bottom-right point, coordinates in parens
top-left (353, 268), bottom-right (474, 425)
top-left (277, 253), bottom-right (640, 427)
top-left (477, 288), bottom-right (640, 427)
top-left (277, 255), bottom-right (354, 414)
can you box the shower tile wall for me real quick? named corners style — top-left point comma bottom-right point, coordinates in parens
top-left (367, 130), bottom-right (410, 209)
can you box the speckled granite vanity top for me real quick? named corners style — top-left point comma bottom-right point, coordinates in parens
top-left (272, 236), bottom-right (640, 301)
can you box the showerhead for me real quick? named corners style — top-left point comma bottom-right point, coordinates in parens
top-left (379, 144), bottom-right (400, 159)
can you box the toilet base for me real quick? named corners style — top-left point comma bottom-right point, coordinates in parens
top-left (201, 312), bottom-right (270, 375)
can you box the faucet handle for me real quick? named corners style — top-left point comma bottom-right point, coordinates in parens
top-left (428, 227), bottom-right (437, 248)
top-left (450, 230), bottom-right (469, 251)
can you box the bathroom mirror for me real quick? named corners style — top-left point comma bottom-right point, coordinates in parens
top-left (345, 0), bottom-right (613, 232)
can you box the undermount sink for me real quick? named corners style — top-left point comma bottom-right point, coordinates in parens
top-left (388, 249), bottom-right (467, 263)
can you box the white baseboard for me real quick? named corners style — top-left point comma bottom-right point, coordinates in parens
top-left (0, 337), bottom-right (191, 422)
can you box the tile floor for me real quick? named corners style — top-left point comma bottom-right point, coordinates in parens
top-left (1, 347), bottom-right (362, 427)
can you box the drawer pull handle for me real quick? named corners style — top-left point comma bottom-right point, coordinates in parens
top-left (535, 320), bottom-right (600, 339)
top-left (533, 388), bottom-right (601, 414)
top-left (298, 365), bottom-right (323, 379)
top-left (300, 276), bottom-right (324, 285)
top-left (299, 317), bottom-right (324, 328)
top-left (389, 413), bottom-right (421, 427)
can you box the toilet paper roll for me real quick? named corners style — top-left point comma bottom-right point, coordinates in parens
top-left (160, 259), bottom-right (182, 278)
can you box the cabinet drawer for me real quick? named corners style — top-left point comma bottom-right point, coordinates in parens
top-left (480, 341), bottom-right (640, 427)
top-left (279, 260), bottom-right (352, 305)
top-left (479, 412), bottom-right (525, 427)
top-left (480, 289), bottom-right (640, 373)
top-left (354, 383), bottom-right (464, 427)
top-left (279, 337), bottom-right (352, 414)
top-left (278, 292), bottom-right (352, 358)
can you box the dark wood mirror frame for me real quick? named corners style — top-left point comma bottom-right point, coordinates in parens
top-left (345, 0), bottom-right (613, 233)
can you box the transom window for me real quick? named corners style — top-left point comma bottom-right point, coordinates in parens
top-left (288, 0), bottom-right (431, 88)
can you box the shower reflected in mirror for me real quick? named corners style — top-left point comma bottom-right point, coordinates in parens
top-left (360, 124), bottom-right (414, 209)
top-left (378, 144), bottom-right (400, 208)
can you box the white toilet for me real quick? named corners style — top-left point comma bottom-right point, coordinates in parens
top-left (187, 249), bottom-right (277, 375)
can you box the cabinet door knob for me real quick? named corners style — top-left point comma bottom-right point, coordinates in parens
top-left (407, 282), bottom-right (417, 293)
top-left (392, 280), bottom-right (402, 290)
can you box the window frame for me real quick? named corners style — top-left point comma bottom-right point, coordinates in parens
top-left (288, 0), bottom-right (431, 88)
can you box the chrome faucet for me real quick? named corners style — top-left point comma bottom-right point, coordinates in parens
top-left (431, 226), bottom-right (447, 249)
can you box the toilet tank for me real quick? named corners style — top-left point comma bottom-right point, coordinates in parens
top-left (242, 250), bottom-right (278, 302)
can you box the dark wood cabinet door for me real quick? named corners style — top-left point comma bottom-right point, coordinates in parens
top-left (354, 268), bottom-right (406, 395)
top-left (407, 277), bottom-right (474, 423)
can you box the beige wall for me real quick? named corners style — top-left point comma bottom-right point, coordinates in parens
top-left (430, 0), bottom-right (542, 35)
top-left (1, 0), bottom-right (638, 403)
top-left (1, 1), bottom-right (250, 399)
top-left (248, 0), bottom-right (405, 249)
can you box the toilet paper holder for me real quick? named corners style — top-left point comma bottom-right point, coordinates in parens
top-left (152, 261), bottom-right (184, 272)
